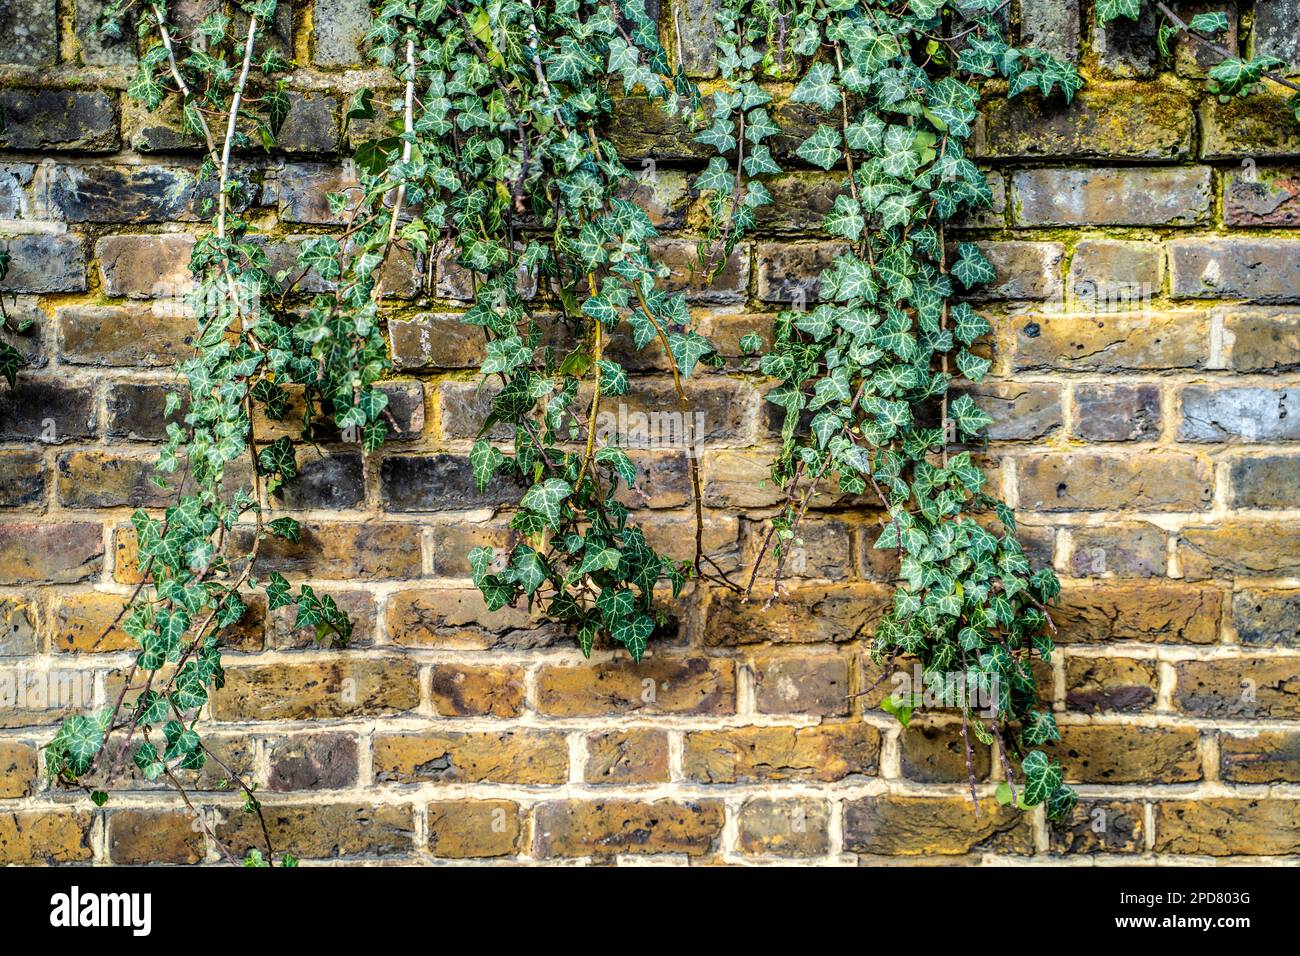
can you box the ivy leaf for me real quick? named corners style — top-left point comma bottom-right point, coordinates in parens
top-left (520, 478), bottom-right (573, 529)
top-left (1021, 750), bottom-right (1064, 806)
top-left (611, 613), bottom-right (655, 661)
top-left (790, 63), bottom-right (840, 111)
top-left (470, 439), bottom-right (506, 491)
top-left (667, 331), bottom-right (714, 378)
top-left (1022, 710), bottom-right (1061, 745)
top-left (823, 194), bottom-right (865, 241)
top-left (951, 242), bottom-right (996, 289)
top-left (595, 446), bottom-right (636, 487)
top-left (796, 124), bottom-right (843, 170)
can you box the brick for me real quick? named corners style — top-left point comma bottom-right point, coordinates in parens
top-left (0, 665), bottom-right (98, 728)
top-left (0, 381), bottom-right (95, 443)
top-left (313, 0), bottom-right (372, 66)
top-left (1068, 523), bottom-right (1166, 577)
top-left (737, 798), bottom-right (831, 858)
top-left (682, 723), bottom-right (879, 783)
top-left (1013, 167), bottom-right (1211, 226)
top-left (1174, 1), bottom-right (1239, 74)
top-left (1180, 385), bottom-right (1298, 443)
top-left (1253, 0), bottom-right (1300, 64)
top-left (0, 599), bottom-right (37, 656)
top-left (1091, 5), bottom-right (1158, 77)
top-left (53, 590), bottom-right (144, 654)
top-left (380, 454), bottom-right (519, 512)
top-left (1067, 240), bottom-right (1163, 304)
top-left (755, 241), bottom-right (849, 304)
top-left (1015, 311), bottom-right (1206, 372)
top-left (373, 730), bottom-right (568, 784)
top-left (76, 0), bottom-right (136, 66)
top-left (0, 740), bottom-right (36, 797)
top-left (1065, 656), bottom-right (1157, 713)
top-left (1170, 239), bottom-right (1300, 301)
top-left (1017, 453), bottom-right (1212, 512)
top-left (279, 162), bottom-right (358, 223)
top-left (105, 382), bottom-right (185, 441)
top-left (429, 663), bottom-right (524, 718)
top-left (427, 800), bottom-right (522, 858)
top-left (963, 241), bottom-right (1063, 300)
top-left (276, 92), bottom-right (340, 153)
top-left (1154, 799), bottom-right (1300, 856)
top-left (1179, 521), bottom-right (1300, 578)
top-left (1049, 800), bottom-right (1145, 855)
top-left (843, 796), bottom-right (1032, 856)
top-left (534, 657), bottom-right (735, 717)
top-left (1051, 583), bottom-right (1222, 644)
top-left (0, 811), bottom-right (95, 864)
top-left (0, 0), bottom-right (56, 64)
top-left (214, 803), bottom-right (415, 860)
top-left (0, 88), bottom-right (118, 151)
top-left (739, 516), bottom-right (856, 583)
top-left (97, 234), bottom-right (196, 299)
top-left (0, 450), bottom-right (43, 508)
top-left (1224, 307), bottom-right (1300, 372)
top-left (977, 84), bottom-right (1193, 161)
top-left (56, 451), bottom-right (172, 509)
top-left (1224, 165), bottom-right (1300, 226)
top-left (753, 172), bottom-right (850, 232)
top-left (584, 729), bottom-right (669, 785)
top-left (900, 723), bottom-right (990, 783)
top-left (1200, 93), bottom-right (1300, 160)
top-left (0, 235), bottom-right (88, 293)
top-left (1231, 455), bottom-right (1300, 508)
top-left (267, 589), bottom-right (371, 650)
top-left (0, 164), bottom-right (32, 219)
top-left (1220, 731), bottom-right (1300, 783)
top-left (58, 305), bottom-right (195, 366)
top-left (0, 521), bottom-right (102, 585)
top-left (266, 732), bottom-right (358, 790)
top-left (109, 810), bottom-right (204, 864)
top-left (1174, 658), bottom-right (1300, 718)
top-left (654, 239), bottom-right (750, 303)
top-left (1047, 725), bottom-right (1201, 783)
top-left (386, 585), bottom-right (562, 650)
top-left (389, 313), bottom-right (483, 370)
top-left (213, 658), bottom-right (420, 720)
top-left (533, 799), bottom-right (723, 858)
top-left (1019, 0), bottom-right (1080, 62)
top-left (236, 521), bottom-right (425, 579)
top-left (44, 164), bottom-right (226, 223)
top-left (1073, 384), bottom-right (1162, 442)
top-left (272, 453), bottom-right (365, 510)
top-left (1232, 588), bottom-right (1300, 646)
top-left (957, 382), bottom-right (1062, 441)
top-left (703, 583), bottom-right (892, 646)
top-left (750, 653), bottom-right (850, 716)
top-left (619, 168), bottom-right (691, 229)
top-left (608, 96), bottom-right (706, 161)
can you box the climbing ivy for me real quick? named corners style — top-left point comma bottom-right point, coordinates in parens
top-left (0, 249), bottom-right (30, 388)
top-left (699, 0), bottom-right (1079, 820)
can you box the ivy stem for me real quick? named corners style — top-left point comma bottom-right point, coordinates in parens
top-left (1153, 1), bottom-right (1300, 94)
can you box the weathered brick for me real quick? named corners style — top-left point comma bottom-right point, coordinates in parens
top-left (1068, 523), bottom-right (1166, 578)
top-left (1047, 724), bottom-right (1201, 783)
top-left (1067, 239), bottom-right (1163, 304)
top-left (1225, 165), bottom-right (1300, 226)
top-left (109, 809), bottom-right (204, 864)
top-left (429, 663), bottom-right (524, 718)
top-left (900, 723), bottom-right (990, 783)
top-left (844, 796), bottom-right (1032, 856)
top-left (313, 0), bottom-right (372, 66)
top-left (584, 729), bottom-right (669, 785)
top-left (958, 382), bottom-right (1062, 441)
top-left (58, 305), bottom-right (195, 366)
top-left (1224, 307), bottom-right (1300, 372)
top-left (1019, 0), bottom-right (1081, 62)
top-left (386, 585), bottom-right (562, 650)
top-left (266, 732), bottom-right (358, 790)
top-left (267, 588), bottom-right (371, 650)
top-left (0, 381), bottom-right (95, 444)
top-left (703, 583), bottom-right (892, 646)
top-left (534, 657), bottom-right (735, 717)
top-left (0, 599), bottom-right (37, 656)
top-left (739, 516), bottom-right (856, 583)
top-left (0, 450), bottom-right (44, 508)
top-left (1174, 658), bottom-right (1300, 718)
top-left (235, 522), bottom-right (425, 579)
top-left (1015, 311), bottom-right (1206, 371)
top-left (213, 658), bottom-right (420, 720)
top-left (389, 313), bottom-right (483, 370)
top-left (75, 0), bottom-right (136, 66)
top-left (1220, 731), bottom-right (1300, 783)
top-left (1180, 385), bottom-right (1298, 443)
top-left (276, 92), bottom-right (340, 153)
top-left (0, 235), bottom-right (88, 293)
top-left (1052, 583), bottom-right (1222, 644)
top-left (1232, 588), bottom-right (1300, 646)
top-left (964, 241), bottom-right (1063, 300)
top-left (1049, 800), bottom-right (1145, 855)
top-left (654, 239), bottom-right (750, 303)
top-left (373, 730), bottom-right (568, 784)
top-left (1200, 93), bottom-right (1300, 160)
top-left (0, 811), bottom-right (95, 864)
top-left (1017, 453), bottom-right (1212, 512)
top-left (737, 798), bottom-right (831, 858)
top-left (1091, 5), bottom-right (1158, 77)
top-left (608, 96), bottom-right (706, 161)
top-left (427, 800), bottom-right (522, 858)
top-left (0, 740), bottom-right (37, 797)
top-left (105, 382), bottom-right (185, 441)
top-left (1253, 0), bottom-right (1300, 65)
top-left (1179, 521), bottom-right (1300, 578)
top-left (755, 241), bottom-right (848, 304)
top-left (0, 0), bottom-right (57, 65)
top-left (272, 453), bottom-right (365, 510)
top-left (682, 723), bottom-right (879, 783)
top-left (1154, 799), bottom-right (1300, 856)
top-left (97, 234), bottom-right (196, 299)
top-left (0, 88), bottom-right (118, 151)
top-left (1065, 656), bottom-right (1157, 713)
top-left (0, 521), bottom-right (102, 585)
top-left (1170, 239), bottom-right (1300, 301)
top-left (380, 454), bottom-right (519, 512)
top-left (44, 164), bottom-right (231, 223)
top-left (214, 802), bottom-right (415, 860)
top-left (1073, 384), bottom-right (1162, 442)
top-left (278, 162), bottom-right (358, 223)
top-left (0, 664), bottom-right (99, 728)
top-left (1013, 167), bottom-right (1211, 226)
top-left (1230, 455), bottom-right (1300, 508)
top-left (750, 653), bottom-right (850, 716)
top-left (977, 84), bottom-right (1193, 161)
top-left (56, 451), bottom-right (172, 509)
top-left (533, 799), bottom-right (723, 858)
top-left (753, 172), bottom-right (850, 232)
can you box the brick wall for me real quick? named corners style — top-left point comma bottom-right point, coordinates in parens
top-left (1, 0), bottom-right (1298, 865)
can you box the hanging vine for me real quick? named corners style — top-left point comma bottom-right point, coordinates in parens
top-left (696, 0), bottom-right (1081, 819)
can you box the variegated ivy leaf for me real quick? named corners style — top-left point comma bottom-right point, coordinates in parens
top-left (790, 62), bottom-right (840, 111)
top-left (796, 124), bottom-right (843, 170)
top-left (519, 478), bottom-right (573, 529)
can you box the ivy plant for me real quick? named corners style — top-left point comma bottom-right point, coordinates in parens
top-left (0, 249), bottom-right (31, 388)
